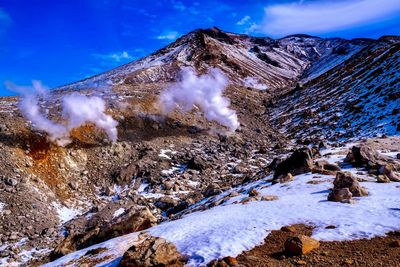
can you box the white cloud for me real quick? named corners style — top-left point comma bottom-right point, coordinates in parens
top-left (156, 31), bottom-right (180, 40)
top-left (255, 0), bottom-right (400, 36)
top-left (236, 15), bottom-right (251, 26)
top-left (92, 51), bottom-right (134, 65)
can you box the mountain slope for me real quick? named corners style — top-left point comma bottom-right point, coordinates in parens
top-left (269, 38), bottom-right (400, 141)
top-left (60, 28), bottom-right (371, 92)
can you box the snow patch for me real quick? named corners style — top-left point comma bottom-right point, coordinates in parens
top-left (113, 208), bottom-right (125, 218)
top-left (52, 202), bottom-right (82, 224)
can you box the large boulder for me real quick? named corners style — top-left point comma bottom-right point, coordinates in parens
top-left (328, 172), bottom-right (368, 203)
top-left (284, 235), bottom-right (320, 255)
top-left (333, 172), bottom-right (368, 197)
top-left (327, 188), bottom-right (352, 202)
top-left (51, 206), bottom-right (157, 260)
top-left (119, 235), bottom-right (186, 267)
top-left (274, 147), bottom-right (315, 179)
top-left (346, 145), bottom-right (400, 170)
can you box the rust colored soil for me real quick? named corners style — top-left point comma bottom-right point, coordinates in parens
top-left (236, 224), bottom-right (400, 267)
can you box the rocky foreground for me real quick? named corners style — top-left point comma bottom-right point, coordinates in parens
top-left (32, 136), bottom-right (400, 267)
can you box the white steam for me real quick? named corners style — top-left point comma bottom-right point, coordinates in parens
top-left (159, 67), bottom-right (239, 132)
top-left (243, 77), bottom-right (268, 90)
top-left (5, 81), bottom-right (118, 146)
top-left (62, 93), bottom-right (118, 142)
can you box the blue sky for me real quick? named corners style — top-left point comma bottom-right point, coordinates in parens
top-left (0, 0), bottom-right (399, 96)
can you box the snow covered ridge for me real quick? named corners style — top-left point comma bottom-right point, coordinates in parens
top-left (57, 27), bottom-right (375, 92)
top-left (270, 39), bottom-right (400, 141)
top-left (45, 143), bottom-right (400, 267)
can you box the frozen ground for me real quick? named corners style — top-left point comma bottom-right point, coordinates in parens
top-left (45, 144), bottom-right (400, 266)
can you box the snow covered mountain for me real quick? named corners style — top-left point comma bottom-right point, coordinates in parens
top-left (60, 27), bottom-right (371, 92)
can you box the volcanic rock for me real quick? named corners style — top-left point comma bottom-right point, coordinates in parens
top-left (284, 235), bottom-right (320, 255)
top-left (333, 171), bottom-right (368, 197)
top-left (119, 235), bottom-right (186, 267)
top-left (274, 147), bottom-right (315, 179)
top-left (50, 206), bottom-right (156, 260)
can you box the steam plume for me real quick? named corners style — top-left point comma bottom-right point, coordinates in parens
top-left (62, 93), bottom-right (118, 142)
top-left (5, 81), bottom-right (118, 146)
top-left (159, 67), bottom-right (239, 132)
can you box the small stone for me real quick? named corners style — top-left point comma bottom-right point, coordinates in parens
top-left (281, 226), bottom-right (296, 233)
top-left (5, 178), bottom-right (18, 186)
top-left (284, 235), bottom-right (320, 255)
top-left (377, 175), bottom-right (390, 183)
top-left (248, 188), bottom-right (259, 197)
top-left (343, 259), bottom-right (354, 265)
top-left (223, 256), bottom-right (238, 266)
top-left (296, 260), bottom-right (307, 265)
top-left (389, 240), bottom-right (400, 247)
top-left (261, 195), bottom-right (279, 201)
top-left (325, 225), bottom-right (336, 229)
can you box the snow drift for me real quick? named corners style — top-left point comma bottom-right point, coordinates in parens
top-left (159, 67), bottom-right (239, 132)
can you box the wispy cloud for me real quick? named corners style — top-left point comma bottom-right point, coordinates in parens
top-left (156, 30), bottom-right (180, 40)
top-left (254, 0), bottom-right (400, 36)
top-left (0, 8), bottom-right (11, 33)
top-left (92, 51), bottom-right (133, 63)
top-left (236, 15), bottom-right (251, 26)
top-left (171, 0), bottom-right (186, 11)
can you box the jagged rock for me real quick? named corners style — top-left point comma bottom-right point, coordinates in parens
top-left (208, 256), bottom-right (239, 267)
top-left (346, 145), bottom-right (398, 170)
top-left (281, 226), bottom-right (297, 233)
top-left (187, 156), bottom-right (209, 171)
top-left (233, 164), bottom-right (248, 174)
top-left (327, 188), bottom-right (352, 202)
top-left (119, 235), bottom-right (186, 267)
top-left (284, 235), bottom-right (320, 255)
top-left (389, 240), bottom-right (400, 248)
top-left (155, 197), bottom-right (178, 211)
top-left (379, 164), bottom-right (400, 182)
top-left (203, 184), bottom-right (222, 197)
top-left (313, 160), bottom-right (341, 175)
top-left (261, 195), bottom-right (279, 201)
top-left (272, 173), bottom-right (293, 184)
top-left (274, 147), bottom-right (315, 179)
top-left (333, 171), bottom-right (368, 197)
top-left (50, 206), bottom-right (156, 260)
top-left (248, 188), bottom-right (259, 197)
top-left (377, 175), bottom-right (391, 183)
top-left (4, 178), bottom-right (18, 187)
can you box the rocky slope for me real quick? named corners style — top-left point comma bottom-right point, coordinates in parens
top-left (0, 28), bottom-right (399, 266)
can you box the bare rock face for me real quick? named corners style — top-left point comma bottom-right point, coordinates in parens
top-left (274, 147), bottom-right (315, 179)
top-left (284, 235), bottom-right (320, 255)
top-left (51, 206), bottom-right (156, 260)
top-left (119, 236), bottom-right (186, 267)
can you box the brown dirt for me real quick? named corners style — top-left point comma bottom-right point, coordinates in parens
top-left (236, 224), bottom-right (400, 267)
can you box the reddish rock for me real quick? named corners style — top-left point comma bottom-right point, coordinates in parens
top-left (284, 235), bottom-right (320, 255)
